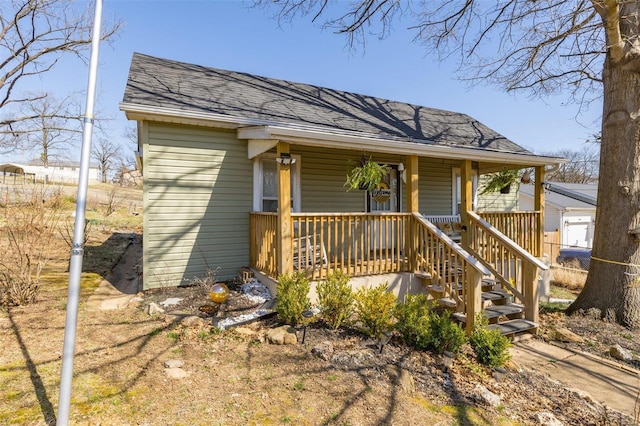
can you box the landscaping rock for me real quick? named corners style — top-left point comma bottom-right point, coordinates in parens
top-left (165, 367), bottom-right (190, 379)
top-left (534, 411), bottom-right (563, 426)
top-left (311, 341), bottom-right (334, 360)
top-left (554, 327), bottom-right (585, 343)
top-left (165, 314), bottom-right (207, 327)
top-left (145, 302), bottom-right (164, 315)
top-left (609, 344), bottom-right (633, 362)
top-left (384, 365), bottom-right (415, 393)
top-left (160, 297), bottom-right (183, 307)
top-left (267, 325), bottom-right (297, 345)
top-left (164, 359), bottom-right (184, 369)
top-left (474, 384), bottom-right (501, 407)
top-left (233, 326), bottom-right (257, 337)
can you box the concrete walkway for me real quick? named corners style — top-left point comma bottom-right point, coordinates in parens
top-left (510, 338), bottom-right (639, 418)
top-left (85, 235), bottom-right (142, 311)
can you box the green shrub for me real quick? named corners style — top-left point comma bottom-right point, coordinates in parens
top-left (394, 294), bottom-right (433, 349)
top-left (275, 272), bottom-right (311, 326)
top-left (470, 322), bottom-right (512, 367)
top-left (353, 282), bottom-right (396, 338)
top-left (427, 311), bottom-right (467, 354)
top-left (317, 270), bottom-right (354, 330)
top-left (394, 296), bottom-right (466, 353)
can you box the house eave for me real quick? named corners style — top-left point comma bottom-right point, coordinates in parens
top-left (239, 125), bottom-right (563, 167)
top-left (119, 102), bottom-right (564, 167)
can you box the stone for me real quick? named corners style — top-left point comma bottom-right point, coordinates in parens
top-left (165, 367), bottom-right (190, 379)
top-left (266, 325), bottom-right (297, 345)
top-left (164, 359), bottom-right (184, 368)
top-left (569, 388), bottom-right (600, 406)
top-left (233, 327), bottom-right (257, 337)
top-left (474, 384), bottom-right (501, 407)
top-left (145, 302), bottom-right (164, 315)
top-left (181, 315), bottom-right (207, 327)
top-left (554, 327), bottom-right (585, 343)
top-left (311, 341), bottom-right (334, 361)
top-left (609, 344), bottom-right (633, 362)
top-left (384, 365), bottom-right (415, 393)
top-left (159, 297), bottom-right (183, 307)
top-left (533, 411), bottom-right (563, 426)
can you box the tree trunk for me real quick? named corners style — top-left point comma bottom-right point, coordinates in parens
top-left (567, 10), bottom-right (640, 328)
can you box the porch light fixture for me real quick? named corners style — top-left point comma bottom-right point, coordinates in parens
top-left (276, 153), bottom-right (296, 166)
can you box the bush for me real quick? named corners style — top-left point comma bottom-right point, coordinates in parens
top-left (394, 296), bottom-right (466, 353)
top-left (394, 294), bottom-right (433, 350)
top-left (0, 184), bottom-right (62, 306)
top-left (470, 320), bottom-right (512, 367)
top-left (317, 270), bottom-right (354, 330)
top-left (275, 272), bottom-right (311, 326)
top-left (353, 282), bottom-right (396, 338)
top-left (427, 311), bottom-right (467, 354)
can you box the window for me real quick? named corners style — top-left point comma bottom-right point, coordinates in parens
top-left (253, 153), bottom-right (301, 212)
top-left (452, 168), bottom-right (478, 214)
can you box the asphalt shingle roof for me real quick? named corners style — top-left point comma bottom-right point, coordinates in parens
top-left (123, 52), bottom-right (532, 155)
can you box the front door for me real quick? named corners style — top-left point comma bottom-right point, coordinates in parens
top-left (366, 166), bottom-right (400, 251)
top-left (366, 166), bottom-right (400, 213)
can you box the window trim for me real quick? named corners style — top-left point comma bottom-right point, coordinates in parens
top-left (253, 153), bottom-right (301, 212)
top-left (452, 167), bottom-right (478, 214)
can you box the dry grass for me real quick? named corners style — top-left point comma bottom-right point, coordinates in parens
top-left (550, 265), bottom-right (587, 292)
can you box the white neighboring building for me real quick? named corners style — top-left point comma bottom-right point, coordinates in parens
top-left (520, 182), bottom-right (597, 249)
top-left (0, 161), bottom-right (100, 185)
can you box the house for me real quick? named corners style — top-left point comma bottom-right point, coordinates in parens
top-left (120, 53), bottom-right (564, 334)
top-left (520, 182), bottom-right (597, 261)
top-left (0, 160), bottom-right (100, 185)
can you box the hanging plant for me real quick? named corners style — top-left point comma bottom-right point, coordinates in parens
top-left (480, 169), bottom-right (520, 195)
top-left (344, 156), bottom-right (391, 192)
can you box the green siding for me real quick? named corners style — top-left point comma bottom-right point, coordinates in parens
top-left (293, 146), bottom-right (456, 214)
top-left (419, 158), bottom-right (456, 215)
top-left (296, 146), bottom-right (374, 212)
top-left (476, 174), bottom-right (519, 212)
top-left (143, 123), bottom-right (252, 288)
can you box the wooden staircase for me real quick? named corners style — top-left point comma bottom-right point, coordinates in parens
top-left (418, 273), bottom-right (538, 337)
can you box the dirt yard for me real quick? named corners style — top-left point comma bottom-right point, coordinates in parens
top-left (0, 185), bottom-right (638, 425)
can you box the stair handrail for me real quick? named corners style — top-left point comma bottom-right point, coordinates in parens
top-left (413, 213), bottom-right (490, 276)
top-left (467, 211), bottom-right (548, 324)
top-left (467, 212), bottom-right (548, 271)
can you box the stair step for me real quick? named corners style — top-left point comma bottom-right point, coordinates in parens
top-left (425, 283), bottom-right (463, 295)
top-left (437, 298), bottom-right (458, 309)
top-left (487, 319), bottom-right (538, 336)
top-left (416, 272), bottom-right (432, 280)
top-left (452, 303), bottom-right (524, 323)
top-left (482, 289), bottom-right (512, 302)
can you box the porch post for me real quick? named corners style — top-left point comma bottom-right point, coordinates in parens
top-left (534, 166), bottom-right (545, 258)
top-left (460, 160), bottom-right (473, 250)
top-left (406, 155), bottom-right (419, 271)
top-left (277, 142), bottom-right (293, 276)
top-left (406, 155), bottom-right (419, 213)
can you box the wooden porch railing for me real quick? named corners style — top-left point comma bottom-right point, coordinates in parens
top-left (478, 211), bottom-right (541, 256)
top-left (411, 213), bottom-right (490, 333)
top-left (467, 211), bottom-right (548, 324)
top-left (292, 213), bottom-right (411, 280)
top-left (249, 212), bottom-right (278, 278)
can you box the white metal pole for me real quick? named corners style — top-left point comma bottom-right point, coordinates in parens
top-left (57, 1), bottom-right (103, 424)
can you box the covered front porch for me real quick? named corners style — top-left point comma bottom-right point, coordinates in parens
top-left (249, 144), bottom-right (550, 335)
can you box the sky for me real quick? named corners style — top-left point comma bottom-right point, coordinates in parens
top-left (10, 0), bottom-right (602, 163)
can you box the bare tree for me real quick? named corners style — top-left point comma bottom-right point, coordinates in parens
top-left (544, 145), bottom-right (600, 184)
top-left (0, 0), bottom-right (121, 153)
top-left (255, 1), bottom-right (640, 328)
top-left (91, 138), bottom-right (121, 183)
top-left (15, 93), bottom-right (82, 166)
